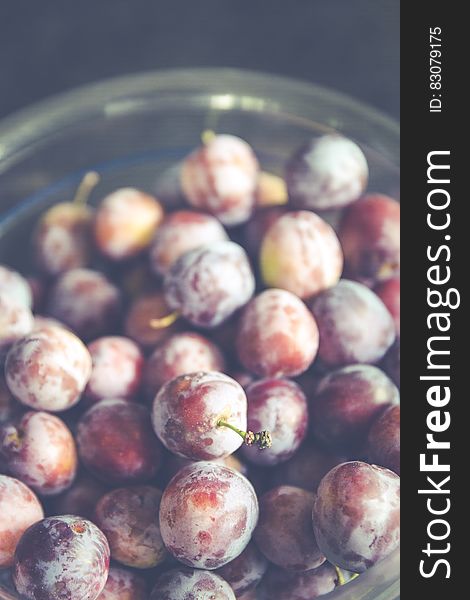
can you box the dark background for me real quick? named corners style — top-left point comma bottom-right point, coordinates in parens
top-left (0, 0), bottom-right (399, 122)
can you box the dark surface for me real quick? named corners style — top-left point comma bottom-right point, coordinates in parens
top-left (0, 0), bottom-right (399, 122)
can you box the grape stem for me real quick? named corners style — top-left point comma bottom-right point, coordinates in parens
top-left (73, 171), bottom-right (100, 205)
top-left (217, 420), bottom-right (272, 450)
top-left (149, 311), bottom-right (180, 329)
top-left (334, 566), bottom-right (359, 586)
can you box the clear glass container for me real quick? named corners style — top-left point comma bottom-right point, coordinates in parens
top-left (0, 68), bottom-right (399, 600)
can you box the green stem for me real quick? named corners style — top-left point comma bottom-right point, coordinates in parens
top-left (217, 420), bottom-right (272, 450)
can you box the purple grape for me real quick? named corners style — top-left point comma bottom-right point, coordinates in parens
top-left (254, 486), bottom-right (324, 571)
top-left (286, 134), bottom-right (368, 210)
top-left (241, 379), bottom-right (308, 467)
top-left (312, 461), bottom-right (400, 572)
top-left (13, 515), bottom-right (110, 600)
top-left (150, 568), bottom-right (236, 600)
top-left (310, 280), bottom-right (395, 367)
top-left (164, 241), bottom-right (255, 328)
top-left (159, 462), bottom-right (259, 569)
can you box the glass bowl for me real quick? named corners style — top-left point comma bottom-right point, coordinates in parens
top-left (0, 68), bottom-right (399, 600)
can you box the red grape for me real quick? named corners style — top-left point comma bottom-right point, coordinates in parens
top-left (259, 211), bottom-right (343, 299)
top-left (94, 187), bottom-right (164, 260)
top-left (164, 241), bottom-right (255, 328)
top-left (159, 461), bottom-right (259, 569)
top-left (150, 210), bottom-right (228, 276)
top-left (339, 194), bottom-right (400, 283)
top-left (254, 486), bottom-right (324, 571)
top-left (310, 365), bottom-right (399, 452)
top-left (0, 475), bottom-right (44, 568)
top-left (237, 289), bottom-right (319, 377)
top-left (1, 411), bottom-right (77, 496)
top-left (33, 202), bottom-right (94, 276)
top-left (5, 324), bottom-right (92, 412)
top-left (94, 485), bottom-right (168, 568)
top-left (151, 568), bottom-right (236, 600)
top-left (241, 379), bottom-right (308, 466)
top-left (85, 336), bottom-right (144, 404)
top-left (144, 332), bottom-right (225, 400)
top-left (312, 461), bottom-right (400, 572)
top-left (367, 405), bottom-right (400, 475)
top-left (181, 134), bottom-right (259, 226)
top-left (286, 134), bottom-right (368, 210)
top-left (310, 280), bottom-right (395, 367)
top-left (76, 398), bottom-right (163, 484)
top-left (152, 371), bottom-right (247, 461)
top-left (13, 515), bottom-right (110, 600)
top-left (46, 268), bottom-right (121, 340)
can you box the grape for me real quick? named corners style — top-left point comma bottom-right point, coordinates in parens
top-left (85, 336), bottom-right (144, 404)
top-left (181, 134), bottom-right (259, 226)
top-left (237, 289), bottom-right (319, 377)
top-left (270, 441), bottom-right (346, 492)
top-left (286, 134), bottom-right (368, 210)
top-left (254, 486), bottom-right (324, 571)
top-left (150, 210), bottom-right (228, 276)
top-left (144, 332), bottom-right (225, 400)
top-left (241, 379), bottom-right (308, 466)
top-left (339, 194), bottom-right (400, 283)
top-left (97, 566), bottom-right (147, 600)
top-left (164, 241), bottom-right (255, 328)
top-left (0, 411), bottom-right (77, 496)
top-left (259, 211), bottom-right (343, 299)
top-left (312, 461), bottom-right (400, 572)
top-left (13, 515), bottom-right (110, 600)
top-left (367, 405), bottom-right (400, 475)
top-left (151, 568), bottom-right (236, 600)
top-left (310, 280), bottom-right (395, 367)
top-left (216, 542), bottom-right (267, 595)
top-left (46, 268), bottom-right (121, 340)
top-left (124, 290), bottom-right (183, 350)
top-left (0, 292), bottom-right (34, 363)
top-left (5, 324), bottom-right (92, 412)
top-left (310, 365), bottom-right (399, 452)
top-left (159, 461), bottom-right (259, 569)
top-left (0, 265), bottom-right (32, 307)
top-left (32, 202), bottom-right (93, 276)
top-left (375, 276), bottom-right (400, 335)
top-left (152, 372), bottom-right (247, 461)
top-left (0, 475), bottom-right (44, 568)
top-left (94, 485), bottom-right (168, 569)
top-left (76, 398), bottom-right (163, 484)
top-left (94, 187), bottom-right (164, 260)
top-left (258, 562), bottom-right (338, 600)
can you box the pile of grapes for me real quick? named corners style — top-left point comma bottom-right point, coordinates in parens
top-left (0, 132), bottom-right (400, 600)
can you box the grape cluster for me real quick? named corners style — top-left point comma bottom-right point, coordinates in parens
top-left (0, 129), bottom-right (399, 599)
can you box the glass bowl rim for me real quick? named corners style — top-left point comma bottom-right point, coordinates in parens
top-left (0, 67), bottom-right (399, 170)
